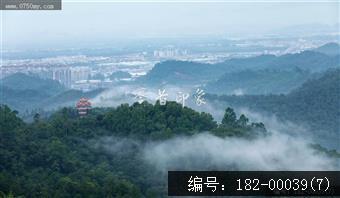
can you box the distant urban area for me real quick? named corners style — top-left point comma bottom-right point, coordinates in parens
top-left (2, 36), bottom-right (335, 91)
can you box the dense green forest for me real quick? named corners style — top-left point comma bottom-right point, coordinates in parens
top-left (1, 43), bottom-right (339, 197)
top-left (207, 69), bottom-right (340, 147)
top-left (0, 101), bottom-right (266, 197)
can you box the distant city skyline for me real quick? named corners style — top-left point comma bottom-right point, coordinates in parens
top-left (1, 1), bottom-right (339, 49)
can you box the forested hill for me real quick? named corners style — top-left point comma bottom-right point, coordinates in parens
top-left (138, 56), bottom-right (277, 85)
top-left (0, 102), bottom-right (266, 197)
top-left (207, 69), bottom-right (340, 146)
top-left (313, 42), bottom-right (340, 56)
top-left (0, 73), bottom-right (104, 112)
top-left (1, 73), bottom-right (65, 95)
top-left (0, 73), bottom-right (66, 111)
top-left (139, 44), bottom-right (339, 86)
top-left (205, 68), bottom-right (313, 95)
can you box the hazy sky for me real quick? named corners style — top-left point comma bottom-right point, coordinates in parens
top-left (2, 1), bottom-right (339, 49)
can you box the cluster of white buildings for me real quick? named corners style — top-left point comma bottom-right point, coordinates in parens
top-left (49, 66), bottom-right (120, 91)
top-left (153, 48), bottom-right (188, 58)
top-left (51, 66), bottom-right (91, 87)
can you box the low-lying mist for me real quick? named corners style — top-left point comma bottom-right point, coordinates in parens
top-left (93, 133), bottom-right (338, 174)
top-left (91, 84), bottom-right (197, 108)
top-left (91, 84), bottom-right (339, 172)
top-left (143, 132), bottom-right (338, 172)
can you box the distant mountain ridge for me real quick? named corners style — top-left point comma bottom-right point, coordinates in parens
top-left (139, 44), bottom-right (340, 86)
top-left (0, 73), bottom-right (66, 111)
top-left (0, 73), bottom-right (104, 112)
top-left (207, 69), bottom-right (340, 149)
top-left (205, 68), bottom-right (314, 95)
top-left (313, 42), bottom-right (340, 56)
top-left (268, 50), bottom-right (339, 71)
top-left (1, 73), bottom-right (65, 96)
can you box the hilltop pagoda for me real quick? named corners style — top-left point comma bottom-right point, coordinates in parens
top-left (76, 98), bottom-right (91, 116)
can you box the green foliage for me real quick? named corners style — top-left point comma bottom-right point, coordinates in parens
top-left (0, 105), bottom-right (24, 132)
top-left (237, 114), bottom-right (249, 127)
top-left (208, 69), bottom-right (340, 141)
top-left (0, 73), bottom-right (65, 95)
top-left (100, 101), bottom-right (218, 139)
top-left (310, 144), bottom-right (340, 158)
top-left (221, 107), bottom-right (237, 127)
top-left (0, 102), bottom-right (264, 197)
top-left (213, 107), bottom-right (266, 138)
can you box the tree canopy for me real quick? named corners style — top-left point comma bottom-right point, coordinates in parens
top-left (0, 102), bottom-right (265, 197)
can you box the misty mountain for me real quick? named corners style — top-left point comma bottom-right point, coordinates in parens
top-left (41, 89), bottom-right (105, 110)
top-left (0, 73), bottom-right (104, 112)
top-left (0, 73), bottom-right (66, 111)
top-left (1, 73), bottom-right (338, 197)
top-left (205, 68), bottom-right (313, 95)
top-left (313, 42), bottom-right (340, 56)
top-left (207, 69), bottom-right (340, 149)
top-left (0, 86), bottom-right (51, 111)
top-left (0, 102), bottom-right (269, 197)
top-left (139, 48), bottom-right (339, 87)
top-left (269, 50), bottom-right (339, 71)
top-left (138, 60), bottom-right (219, 86)
top-left (138, 55), bottom-right (278, 85)
top-left (1, 73), bottom-right (65, 96)
top-left (139, 55), bottom-right (281, 85)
